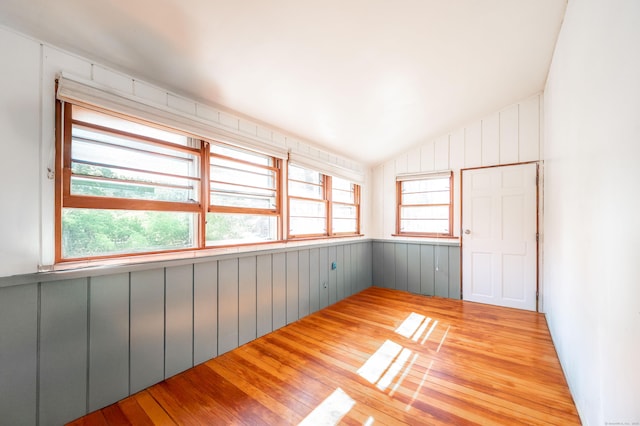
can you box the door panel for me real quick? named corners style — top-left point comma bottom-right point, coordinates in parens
top-left (462, 163), bottom-right (537, 311)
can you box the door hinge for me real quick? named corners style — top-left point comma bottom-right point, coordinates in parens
top-left (536, 233), bottom-right (539, 242)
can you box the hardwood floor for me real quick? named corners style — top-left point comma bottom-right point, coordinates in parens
top-left (69, 287), bottom-right (580, 425)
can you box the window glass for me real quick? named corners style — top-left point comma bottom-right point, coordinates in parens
top-left (288, 164), bottom-right (360, 237)
top-left (397, 173), bottom-right (452, 236)
top-left (206, 213), bottom-right (277, 245)
top-left (62, 209), bottom-right (196, 258)
top-left (72, 105), bottom-right (189, 146)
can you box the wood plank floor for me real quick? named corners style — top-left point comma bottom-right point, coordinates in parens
top-left (69, 287), bottom-right (580, 425)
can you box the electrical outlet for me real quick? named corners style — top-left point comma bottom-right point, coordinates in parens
top-left (331, 261), bottom-right (337, 270)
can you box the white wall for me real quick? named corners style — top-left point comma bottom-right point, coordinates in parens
top-left (543, 1), bottom-right (640, 425)
top-left (370, 93), bottom-right (543, 239)
top-left (0, 25), bottom-right (369, 277)
top-left (0, 29), bottom-right (41, 276)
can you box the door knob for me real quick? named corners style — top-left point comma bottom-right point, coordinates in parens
top-left (464, 229), bottom-right (471, 234)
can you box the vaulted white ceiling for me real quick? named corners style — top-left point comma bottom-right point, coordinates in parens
top-left (0, 0), bottom-right (566, 166)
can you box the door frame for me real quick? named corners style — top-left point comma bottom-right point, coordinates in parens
top-left (459, 161), bottom-right (540, 311)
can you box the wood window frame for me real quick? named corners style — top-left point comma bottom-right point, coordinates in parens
top-left (55, 99), bottom-right (284, 263)
top-left (395, 171), bottom-right (453, 238)
top-left (206, 142), bottom-right (283, 244)
top-left (287, 165), bottom-right (361, 239)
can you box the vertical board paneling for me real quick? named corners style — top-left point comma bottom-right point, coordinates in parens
top-left (0, 283), bottom-right (37, 425)
top-left (336, 245), bottom-right (345, 300)
top-left (193, 261), bottom-right (218, 364)
top-left (349, 245), bottom-right (357, 295)
top-left (372, 242), bottom-right (383, 286)
top-left (382, 160), bottom-right (397, 237)
top-left (218, 259), bottom-right (239, 354)
top-left (130, 269), bottom-right (165, 394)
top-left (354, 244), bottom-right (364, 293)
top-left (434, 246), bottom-right (450, 297)
top-left (434, 136), bottom-right (450, 170)
top-left (165, 265), bottom-right (194, 378)
top-left (371, 165), bottom-right (384, 237)
top-left (40, 278), bottom-right (88, 425)
top-left (482, 113), bottom-right (500, 166)
top-left (89, 274), bottom-right (129, 411)
top-left (319, 248), bottom-right (329, 309)
top-left (420, 141), bottom-right (435, 172)
top-left (344, 245), bottom-right (352, 297)
top-left (449, 129), bottom-right (465, 170)
top-left (256, 255), bottom-right (273, 338)
top-left (93, 65), bottom-right (133, 93)
top-left (383, 243), bottom-right (396, 289)
top-left (286, 251), bottom-right (299, 324)
top-left (272, 253), bottom-right (287, 329)
top-left (500, 104), bottom-right (519, 164)
top-left (364, 242), bottom-right (373, 289)
top-left (407, 147), bottom-right (421, 173)
top-left (298, 250), bottom-right (310, 318)
top-left (465, 121), bottom-right (483, 168)
top-left (407, 244), bottom-right (421, 294)
top-left (395, 154), bottom-right (408, 174)
top-left (395, 243), bottom-right (408, 292)
top-left (238, 257), bottom-right (257, 346)
top-left (328, 246), bottom-right (337, 304)
top-left (421, 245), bottom-right (435, 296)
top-left (309, 249), bottom-right (320, 313)
top-left (449, 247), bottom-right (461, 300)
top-left (519, 96), bottom-right (540, 162)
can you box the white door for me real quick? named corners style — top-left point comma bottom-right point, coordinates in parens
top-left (462, 163), bottom-right (537, 311)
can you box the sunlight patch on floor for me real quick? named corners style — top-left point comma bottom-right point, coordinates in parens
top-left (298, 387), bottom-right (355, 426)
top-left (357, 340), bottom-right (403, 384)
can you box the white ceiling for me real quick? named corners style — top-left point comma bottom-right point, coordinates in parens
top-left (0, 0), bottom-right (566, 166)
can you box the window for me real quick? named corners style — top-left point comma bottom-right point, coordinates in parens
top-left (332, 177), bottom-right (359, 234)
top-left (56, 101), bottom-right (282, 261)
top-left (288, 164), bottom-right (360, 238)
top-left (57, 103), bottom-right (202, 260)
top-left (396, 172), bottom-right (452, 237)
top-left (207, 143), bottom-right (280, 245)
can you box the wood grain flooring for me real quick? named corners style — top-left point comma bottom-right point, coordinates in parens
top-left (68, 287), bottom-right (580, 425)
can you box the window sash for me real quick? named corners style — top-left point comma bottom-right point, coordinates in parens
top-left (57, 101), bottom-right (285, 262)
top-left (209, 143), bottom-right (280, 215)
top-left (288, 164), bottom-right (361, 238)
top-left (396, 172), bottom-right (452, 237)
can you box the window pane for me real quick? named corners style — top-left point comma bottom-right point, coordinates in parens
top-left (210, 144), bottom-right (273, 167)
top-left (209, 145), bottom-right (278, 213)
top-left (332, 188), bottom-right (354, 203)
top-left (289, 180), bottom-right (323, 199)
top-left (62, 209), bottom-right (196, 258)
top-left (211, 157), bottom-right (275, 185)
top-left (332, 204), bottom-right (357, 219)
top-left (210, 191), bottom-right (276, 209)
top-left (398, 174), bottom-right (451, 236)
top-left (332, 177), bottom-right (353, 191)
top-left (289, 198), bottom-right (326, 217)
top-left (73, 105), bottom-right (189, 146)
top-left (71, 174), bottom-right (197, 202)
top-left (290, 217), bottom-right (327, 235)
top-left (400, 219), bottom-right (449, 234)
top-left (402, 178), bottom-right (449, 193)
top-left (400, 205), bottom-right (449, 220)
top-left (71, 126), bottom-right (199, 202)
top-left (402, 191), bottom-right (449, 205)
top-left (289, 164), bottom-right (323, 185)
top-left (333, 218), bottom-right (357, 233)
top-left (206, 213), bottom-right (277, 245)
